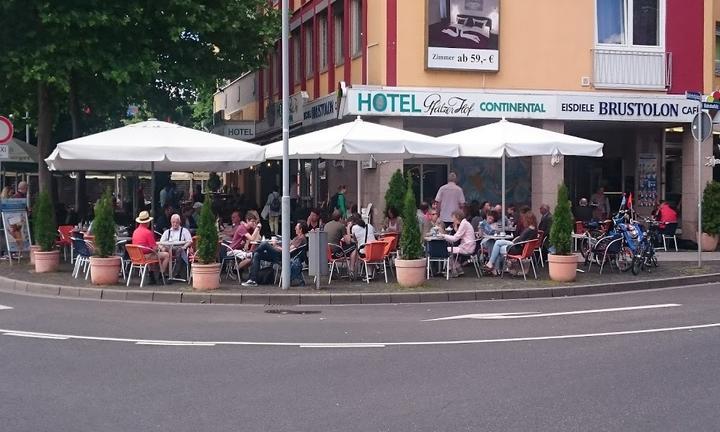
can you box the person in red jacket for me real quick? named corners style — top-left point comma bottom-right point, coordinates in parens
top-left (656, 201), bottom-right (678, 230)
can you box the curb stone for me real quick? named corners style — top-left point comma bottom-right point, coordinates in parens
top-left (0, 273), bottom-right (718, 305)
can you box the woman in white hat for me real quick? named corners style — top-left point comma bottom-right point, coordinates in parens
top-left (131, 210), bottom-right (170, 282)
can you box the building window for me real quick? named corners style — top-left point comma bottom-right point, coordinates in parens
top-left (716, 23), bottom-right (720, 76)
top-left (305, 23), bottom-right (314, 77)
top-left (351, 0), bottom-right (362, 56)
top-left (272, 52), bottom-right (279, 94)
top-left (292, 31), bottom-right (301, 83)
top-left (334, 8), bottom-right (344, 64)
top-left (596, 0), bottom-right (663, 47)
top-left (319, 15), bottom-right (328, 70)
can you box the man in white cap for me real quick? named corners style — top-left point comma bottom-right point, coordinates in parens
top-left (131, 210), bottom-right (170, 282)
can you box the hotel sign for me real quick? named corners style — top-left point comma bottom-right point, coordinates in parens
top-left (214, 121), bottom-right (256, 140)
top-left (345, 88), bottom-right (699, 122)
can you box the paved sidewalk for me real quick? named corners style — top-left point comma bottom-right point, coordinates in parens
top-left (1, 251), bottom-right (719, 304)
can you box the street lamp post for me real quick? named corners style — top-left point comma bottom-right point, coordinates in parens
top-left (280, 0), bottom-right (291, 289)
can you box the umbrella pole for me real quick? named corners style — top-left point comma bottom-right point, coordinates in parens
top-left (357, 161), bottom-right (361, 212)
top-left (501, 152), bottom-right (506, 234)
top-left (151, 162), bottom-right (156, 219)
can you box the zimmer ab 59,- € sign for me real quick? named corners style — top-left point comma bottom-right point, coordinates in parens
top-left (0, 116), bottom-right (14, 159)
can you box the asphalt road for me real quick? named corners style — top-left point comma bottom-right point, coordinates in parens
top-left (1, 282), bottom-right (719, 432)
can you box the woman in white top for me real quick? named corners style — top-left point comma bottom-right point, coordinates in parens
top-left (442, 210), bottom-right (476, 275)
top-left (348, 214), bottom-right (376, 274)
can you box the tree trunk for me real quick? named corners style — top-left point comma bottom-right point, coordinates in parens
top-left (36, 82), bottom-right (54, 195)
top-left (68, 74), bottom-right (87, 219)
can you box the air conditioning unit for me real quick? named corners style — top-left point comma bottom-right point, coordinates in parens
top-left (361, 157), bottom-right (376, 170)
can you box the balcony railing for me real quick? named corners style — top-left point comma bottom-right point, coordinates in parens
top-left (592, 49), bottom-right (671, 90)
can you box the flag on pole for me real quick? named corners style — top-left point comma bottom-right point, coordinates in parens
top-left (619, 193), bottom-right (626, 210)
top-left (627, 193), bottom-right (633, 209)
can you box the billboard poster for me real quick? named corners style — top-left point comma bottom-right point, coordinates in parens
top-left (2, 211), bottom-right (31, 253)
top-left (426, 0), bottom-right (500, 71)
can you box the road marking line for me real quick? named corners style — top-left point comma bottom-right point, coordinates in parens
top-left (423, 304), bottom-right (682, 321)
top-left (300, 343), bottom-right (386, 348)
top-left (136, 341), bottom-right (216, 347)
top-left (0, 321), bottom-right (717, 348)
top-left (0, 304), bottom-right (13, 311)
top-left (3, 332), bottom-right (69, 340)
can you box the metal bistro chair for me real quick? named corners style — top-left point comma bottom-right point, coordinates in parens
top-left (426, 238), bottom-right (450, 280)
top-left (327, 243), bottom-right (352, 283)
top-left (503, 239), bottom-right (539, 281)
top-left (220, 242), bottom-right (242, 282)
top-left (115, 238), bottom-right (130, 281)
top-left (125, 244), bottom-right (165, 287)
top-left (274, 243), bottom-right (308, 286)
top-left (360, 241), bottom-right (389, 284)
top-left (661, 223), bottom-right (679, 252)
top-left (71, 237), bottom-right (94, 279)
top-left (533, 230), bottom-right (545, 268)
top-left (56, 225), bottom-right (75, 262)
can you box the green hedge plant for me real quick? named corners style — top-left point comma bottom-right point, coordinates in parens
top-left (400, 175), bottom-right (423, 260)
top-left (384, 169), bottom-right (406, 216)
top-left (92, 189), bottom-right (116, 258)
top-left (195, 193), bottom-right (218, 264)
top-left (549, 184), bottom-right (573, 256)
top-left (702, 181), bottom-right (720, 235)
top-left (32, 191), bottom-right (56, 252)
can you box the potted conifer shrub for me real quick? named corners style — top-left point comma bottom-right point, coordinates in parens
top-left (90, 190), bottom-right (121, 285)
top-left (701, 181), bottom-right (720, 251)
top-left (32, 191), bottom-right (60, 273)
top-left (548, 184), bottom-right (577, 282)
top-left (384, 169), bottom-right (406, 216)
top-left (395, 175), bottom-right (425, 287)
top-left (192, 193), bottom-right (220, 290)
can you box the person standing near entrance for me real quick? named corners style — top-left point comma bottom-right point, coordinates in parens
top-left (434, 172), bottom-right (466, 228)
top-left (264, 186), bottom-right (281, 235)
top-left (591, 186), bottom-right (610, 220)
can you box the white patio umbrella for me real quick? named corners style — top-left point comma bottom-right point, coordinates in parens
top-left (266, 117), bottom-right (457, 207)
top-left (46, 119), bottom-right (265, 172)
top-left (437, 118), bottom-right (604, 231)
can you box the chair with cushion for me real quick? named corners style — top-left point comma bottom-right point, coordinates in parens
top-left (426, 239), bottom-right (450, 280)
top-left (56, 225), bottom-right (75, 262)
top-left (71, 237), bottom-right (94, 279)
top-left (503, 239), bottom-right (539, 280)
top-left (125, 244), bottom-right (165, 287)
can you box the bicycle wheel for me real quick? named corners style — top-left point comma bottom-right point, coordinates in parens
top-left (579, 236), bottom-right (592, 259)
top-left (616, 247), bottom-right (633, 272)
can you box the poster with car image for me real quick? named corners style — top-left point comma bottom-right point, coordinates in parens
top-left (426, 0), bottom-right (499, 71)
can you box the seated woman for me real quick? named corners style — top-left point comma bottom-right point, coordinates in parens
top-left (442, 210), bottom-right (476, 276)
top-left (477, 211), bottom-right (500, 252)
top-left (384, 206), bottom-right (403, 234)
top-left (348, 214), bottom-right (377, 274)
top-left (483, 211), bottom-right (538, 275)
top-left (241, 222), bottom-right (308, 287)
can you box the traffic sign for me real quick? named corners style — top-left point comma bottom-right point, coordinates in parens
top-left (685, 91), bottom-right (702, 101)
top-left (703, 102), bottom-right (720, 110)
top-left (0, 116), bottom-right (13, 144)
top-left (691, 112), bottom-right (713, 141)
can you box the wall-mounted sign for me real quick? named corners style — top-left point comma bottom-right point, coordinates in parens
top-left (426, 0), bottom-right (500, 71)
top-left (215, 122), bottom-right (256, 140)
top-left (343, 86), bottom-right (699, 123)
top-left (303, 92), bottom-right (338, 126)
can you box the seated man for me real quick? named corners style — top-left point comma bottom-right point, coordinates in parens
top-left (227, 210), bottom-right (261, 273)
top-left (573, 198), bottom-right (594, 223)
top-left (242, 222), bottom-right (308, 287)
top-left (131, 211), bottom-right (170, 283)
top-left (324, 210), bottom-right (356, 259)
top-left (160, 214), bottom-right (193, 277)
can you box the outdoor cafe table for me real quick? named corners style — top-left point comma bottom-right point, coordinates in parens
top-left (157, 240), bottom-right (189, 282)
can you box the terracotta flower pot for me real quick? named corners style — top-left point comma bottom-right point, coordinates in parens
top-left (548, 254), bottom-right (578, 282)
top-left (701, 233), bottom-right (719, 252)
top-left (34, 250), bottom-right (60, 273)
top-left (29, 245), bottom-right (41, 265)
top-left (395, 258), bottom-right (426, 288)
top-left (192, 263), bottom-right (221, 291)
top-left (90, 256), bottom-right (121, 285)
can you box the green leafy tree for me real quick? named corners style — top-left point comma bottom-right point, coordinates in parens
top-left (32, 192), bottom-right (56, 252)
top-left (196, 194), bottom-right (219, 264)
top-left (385, 170), bottom-right (407, 216)
top-left (0, 0), bottom-right (280, 194)
top-left (400, 175), bottom-right (423, 260)
top-left (550, 184), bottom-right (573, 255)
top-left (702, 181), bottom-right (720, 235)
top-left (92, 189), bottom-right (116, 258)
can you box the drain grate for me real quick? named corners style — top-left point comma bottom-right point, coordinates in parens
top-left (265, 309), bottom-right (321, 315)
